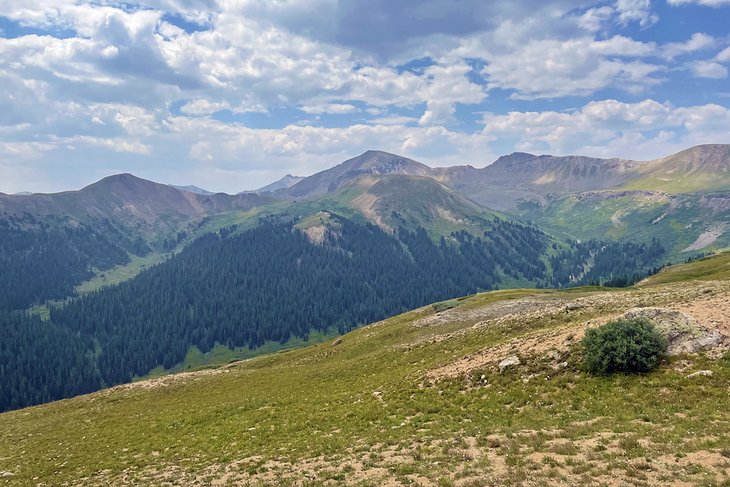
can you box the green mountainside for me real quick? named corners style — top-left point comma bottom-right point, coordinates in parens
top-left (516, 190), bottom-right (730, 259)
top-left (1, 253), bottom-right (729, 485)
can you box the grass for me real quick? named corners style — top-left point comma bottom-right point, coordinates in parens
top-left (75, 252), bottom-right (166, 294)
top-left (641, 251), bottom-right (730, 285)
top-left (140, 329), bottom-right (339, 379)
top-left (1, 254), bottom-right (730, 485)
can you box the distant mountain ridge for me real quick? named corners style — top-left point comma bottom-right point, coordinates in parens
top-left (0, 173), bottom-right (269, 237)
top-left (170, 185), bottom-right (216, 196)
top-left (274, 144), bottom-right (729, 210)
top-left (243, 174), bottom-right (305, 194)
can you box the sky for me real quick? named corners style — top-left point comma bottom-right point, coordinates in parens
top-left (1, 0), bottom-right (729, 193)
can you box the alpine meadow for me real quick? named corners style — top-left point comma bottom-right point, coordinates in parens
top-left (1, 1), bottom-right (730, 486)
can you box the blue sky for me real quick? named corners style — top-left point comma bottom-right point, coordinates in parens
top-left (0, 0), bottom-right (729, 193)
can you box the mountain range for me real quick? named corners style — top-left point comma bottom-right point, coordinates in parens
top-left (0, 143), bottom-right (727, 413)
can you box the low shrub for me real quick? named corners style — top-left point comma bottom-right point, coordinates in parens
top-left (582, 318), bottom-right (666, 375)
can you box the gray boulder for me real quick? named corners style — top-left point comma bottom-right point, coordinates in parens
top-left (498, 355), bottom-right (521, 373)
top-left (622, 307), bottom-right (724, 355)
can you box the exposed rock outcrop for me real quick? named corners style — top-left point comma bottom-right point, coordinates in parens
top-left (622, 307), bottom-right (724, 355)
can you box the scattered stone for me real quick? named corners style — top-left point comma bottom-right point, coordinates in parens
top-left (331, 338), bottom-right (342, 347)
top-left (550, 361), bottom-right (569, 370)
top-left (372, 391), bottom-right (383, 400)
top-left (0, 472), bottom-right (15, 478)
top-left (622, 307), bottom-right (725, 355)
top-left (547, 350), bottom-right (561, 361)
top-left (498, 355), bottom-right (521, 373)
top-left (686, 370), bottom-right (713, 379)
top-left (565, 303), bottom-right (583, 311)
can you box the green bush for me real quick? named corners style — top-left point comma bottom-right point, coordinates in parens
top-left (582, 318), bottom-right (667, 375)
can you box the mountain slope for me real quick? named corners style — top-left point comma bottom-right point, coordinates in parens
top-left (1, 253), bottom-right (728, 485)
top-left (517, 190), bottom-right (730, 259)
top-left (0, 174), bottom-right (268, 234)
top-left (625, 144), bottom-right (730, 193)
top-left (436, 144), bottom-right (729, 211)
top-left (435, 152), bottom-right (641, 210)
top-left (284, 150), bottom-right (434, 199)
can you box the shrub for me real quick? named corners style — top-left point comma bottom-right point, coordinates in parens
top-left (582, 318), bottom-right (666, 375)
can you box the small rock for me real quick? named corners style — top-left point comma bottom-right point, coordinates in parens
top-left (498, 355), bottom-right (521, 373)
top-left (0, 472), bottom-right (15, 478)
top-left (685, 370), bottom-right (713, 379)
top-left (547, 350), bottom-right (561, 361)
top-left (331, 338), bottom-right (342, 347)
top-left (372, 391), bottom-right (383, 399)
top-left (565, 303), bottom-right (583, 311)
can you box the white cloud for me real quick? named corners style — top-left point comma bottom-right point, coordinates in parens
top-left (576, 0), bottom-right (658, 32)
top-left (367, 115), bottom-right (419, 126)
top-left (689, 60), bottom-right (728, 79)
top-left (180, 99), bottom-right (231, 115)
top-left (481, 36), bottom-right (661, 99)
top-left (662, 33), bottom-right (715, 59)
top-left (481, 99), bottom-right (730, 160)
top-left (577, 6), bottom-right (615, 31)
top-left (299, 103), bottom-right (358, 114)
top-left (615, 0), bottom-right (659, 27)
top-left (716, 46), bottom-right (730, 62)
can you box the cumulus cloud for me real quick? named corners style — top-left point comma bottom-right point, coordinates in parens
top-left (481, 98), bottom-right (730, 159)
top-left (716, 46), bottom-right (730, 62)
top-left (299, 103), bottom-right (358, 114)
top-left (662, 33), bottom-right (716, 59)
top-left (577, 6), bottom-right (615, 31)
top-left (576, 0), bottom-right (657, 32)
top-left (688, 60), bottom-right (728, 78)
top-left (615, 0), bottom-right (659, 27)
top-left (180, 99), bottom-right (231, 116)
top-left (481, 36), bottom-right (661, 99)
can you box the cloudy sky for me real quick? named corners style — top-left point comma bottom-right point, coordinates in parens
top-left (1, 0), bottom-right (729, 193)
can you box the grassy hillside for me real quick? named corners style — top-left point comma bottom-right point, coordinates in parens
top-left (2, 254), bottom-right (729, 485)
top-left (623, 144), bottom-right (730, 194)
top-left (517, 190), bottom-right (730, 259)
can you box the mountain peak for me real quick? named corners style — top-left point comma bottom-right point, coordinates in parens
top-left (286, 150), bottom-right (433, 199)
top-left (492, 152), bottom-right (538, 166)
top-left (343, 150), bottom-right (431, 174)
top-left (90, 172), bottom-right (148, 187)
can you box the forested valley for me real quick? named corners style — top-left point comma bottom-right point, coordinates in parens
top-left (0, 216), bottom-right (665, 412)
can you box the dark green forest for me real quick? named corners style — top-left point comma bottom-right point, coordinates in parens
top-left (548, 238), bottom-right (666, 288)
top-left (0, 216), bottom-right (666, 412)
top-left (0, 215), bottom-right (149, 311)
